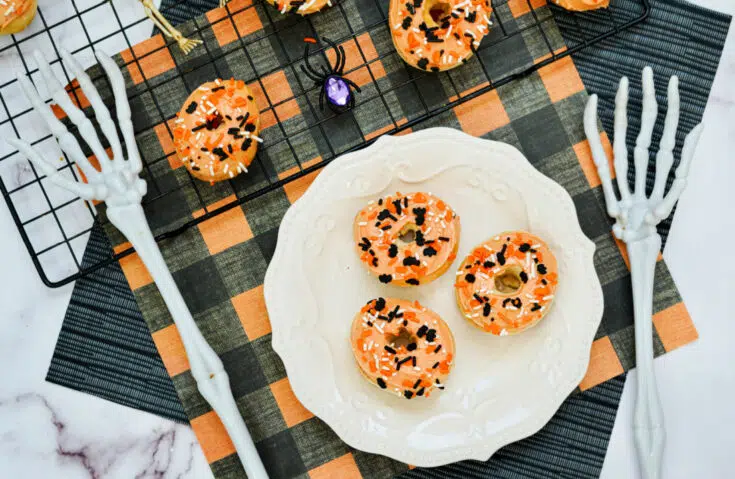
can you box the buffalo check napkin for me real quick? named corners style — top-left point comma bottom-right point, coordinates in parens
top-left (54, 0), bottom-right (698, 476)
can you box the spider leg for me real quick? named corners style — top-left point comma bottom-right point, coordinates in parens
top-left (302, 44), bottom-right (324, 79)
top-left (319, 86), bottom-right (326, 111)
top-left (300, 64), bottom-right (323, 83)
top-left (323, 37), bottom-right (341, 74)
top-left (338, 45), bottom-right (347, 75)
top-left (343, 77), bottom-right (362, 93)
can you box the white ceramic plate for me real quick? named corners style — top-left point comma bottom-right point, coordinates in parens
top-left (264, 128), bottom-right (603, 467)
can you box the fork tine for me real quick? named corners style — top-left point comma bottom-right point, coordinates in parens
top-left (6, 138), bottom-right (99, 200)
top-left (15, 71), bottom-right (102, 182)
top-left (95, 50), bottom-right (143, 174)
top-left (613, 76), bottom-right (632, 203)
top-left (649, 75), bottom-right (679, 204)
top-left (60, 48), bottom-right (125, 169)
top-left (33, 50), bottom-right (113, 171)
top-left (633, 66), bottom-right (657, 199)
top-left (584, 94), bottom-right (621, 220)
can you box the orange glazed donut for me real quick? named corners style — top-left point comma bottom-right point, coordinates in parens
top-left (0, 0), bottom-right (37, 35)
top-left (266, 0), bottom-right (330, 15)
top-left (354, 192), bottom-right (460, 286)
top-left (173, 79), bottom-right (261, 183)
top-left (389, 0), bottom-right (493, 71)
top-left (351, 298), bottom-right (455, 399)
top-left (455, 231), bottom-right (559, 335)
top-left (552, 0), bottom-right (609, 11)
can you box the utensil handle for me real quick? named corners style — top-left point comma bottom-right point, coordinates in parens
top-left (107, 204), bottom-right (269, 479)
top-left (628, 234), bottom-right (664, 479)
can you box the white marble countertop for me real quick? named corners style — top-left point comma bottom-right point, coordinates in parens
top-left (0, 0), bottom-right (733, 477)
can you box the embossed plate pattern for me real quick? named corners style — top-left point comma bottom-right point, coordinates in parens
top-left (264, 128), bottom-right (604, 466)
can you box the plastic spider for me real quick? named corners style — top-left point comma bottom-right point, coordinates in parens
top-left (301, 37), bottom-right (361, 113)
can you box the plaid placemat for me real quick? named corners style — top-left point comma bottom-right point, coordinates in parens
top-left (43, 0), bottom-right (730, 477)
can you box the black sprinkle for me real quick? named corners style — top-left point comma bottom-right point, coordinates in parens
top-left (402, 16), bottom-right (413, 29)
top-left (473, 293), bottom-right (484, 302)
top-left (406, 278), bottom-right (420, 285)
top-left (185, 101), bottom-right (198, 114)
top-left (531, 304), bottom-right (542, 312)
top-left (423, 246), bottom-right (437, 257)
top-left (403, 256), bottom-right (420, 266)
top-left (192, 124), bottom-right (206, 132)
top-left (388, 244), bottom-right (398, 258)
top-left (416, 387), bottom-right (425, 396)
top-left (377, 378), bottom-right (387, 389)
top-left (417, 58), bottom-right (429, 70)
top-left (541, 279), bottom-right (548, 285)
top-left (415, 230), bottom-right (425, 246)
top-left (511, 297), bottom-right (522, 308)
top-left (407, 343), bottom-right (417, 351)
top-left (247, 95), bottom-right (254, 100)
top-left (241, 138), bottom-right (253, 151)
top-left (379, 274), bottom-right (393, 283)
top-left (212, 147), bottom-right (228, 160)
top-left (466, 10), bottom-right (477, 22)
top-left (497, 244), bottom-right (507, 266)
top-left (432, 361), bottom-right (440, 368)
top-left (519, 243), bottom-right (531, 253)
top-left (431, 67), bottom-right (440, 72)
top-left (381, 225), bottom-right (393, 231)
top-left (417, 325), bottom-right (428, 338)
top-left (245, 123), bottom-right (256, 132)
top-left (384, 345), bottom-right (397, 354)
top-left (520, 271), bottom-right (528, 283)
top-left (406, 2), bottom-right (415, 14)
top-left (404, 390), bottom-right (414, 399)
top-left (227, 127), bottom-right (240, 135)
top-left (375, 297), bottom-right (386, 311)
top-left (412, 356), bottom-right (417, 367)
top-left (393, 199), bottom-right (403, 215)
top-left (434, 344), bottom-right (442, 353)
top-left (439, 236), bottom-right (450, 242)
top-left (537, 264), bottom-right (548, 275)
top-left (359, 237), bottom-right (371, 251)
top-left (413, 379), bottom-right (422, 389)
top-left (483, 303), bottom-right (491, 317)
top-left (412, 207), bottom-right (427, 225)
top-left (397, 357), bottom-right (412, 370)
top-left (465, 273), bottom-right (476, 283)
top-left (425, 329), bottom-right (437, 342)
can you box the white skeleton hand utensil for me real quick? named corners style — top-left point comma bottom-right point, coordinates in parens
top-left (584, 67), bottom-right (703, 479)
top-left (7, 50), bottom-right (269, 479)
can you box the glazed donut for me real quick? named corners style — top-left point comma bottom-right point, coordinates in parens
top-left (351, 298), bottom-right (455, 399)
top-left (552, 0), bottom-right (609, 11)
top-left (267, 0), bottom-right (331, 15)
top-left (389, 0), bottom-right (493, 71)
top-left (454, 231), bottom-right (558, 335)
top-left (173, 79), bottom-right (261, 183)
top-left (354, 192), bottom-right (460, 286)
top-left (0, 0), bottom-right (37, 35)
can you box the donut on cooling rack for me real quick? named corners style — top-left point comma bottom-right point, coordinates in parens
top-left (173, 79), bottom-right (261, 183)
top-left (267, 0), bottom-right (331, 15)
top-left (454, 231), bottom-right (559, 335)
top-left (354, 192), bottom-right (460, 286)
top-left (552, 0), bottom-right (609, 11)
top-left (389, 0), bottom-right (493, 71)
top-left (351, 298), bottom-right (455, 399)
top-left (0, 0), bottom-right (38, 35)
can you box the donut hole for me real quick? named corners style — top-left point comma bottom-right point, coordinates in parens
top-left (424, 0), bottom-right (451, 26)
top-left (385, 327), bottom-right (418, 350)
top-left (397, 223), bottom-right (418, 244)
top-left (494, 265), bottom-right (523, 294)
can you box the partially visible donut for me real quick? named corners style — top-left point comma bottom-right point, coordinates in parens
top-left (351, 298), bottom-right (455, 399)
top-left (173, 79), bottom-right (261, 183)
top-left (354, 192), bottom-right (460, 286)
top-left (389, 0), bottom-right (493, 71)
top-left (552, 0), bottom-right (609, 11)
top-left (455, 231), bottom-right (559, 335)
top-left (266, 0), bottom-right (331, 15)
top-left (0, 0), bottom-right (37, 35)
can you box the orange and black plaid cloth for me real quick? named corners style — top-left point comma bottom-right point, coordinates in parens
top-left (63, 0), bottom-right (697, 477)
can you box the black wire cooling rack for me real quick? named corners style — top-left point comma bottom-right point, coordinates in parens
top-left (0, 0), bottom-right (649, 287)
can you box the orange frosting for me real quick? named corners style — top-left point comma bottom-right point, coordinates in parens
top-left (173, 79), bottom-right (260, 183)
top-left (389, 0), bottom-right (493, 71)
top-left (553, 0), bottom-right (609, 11)
top-left (351, 298), bottom-right (455, 399)
top-left (455, 231), bottom-right (558, 335)
top-left (354, 192), bottom-right (460, 286)
top-left (266, 0), bottom-right (330, 15)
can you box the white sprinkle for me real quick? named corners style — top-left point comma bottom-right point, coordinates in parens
top-left (394, 23), bottom-right (402, 29)
top-left (500, 329), bottom-right (508, 336)
top-left (375, 323), bottom-right (384, 333)
top-left (252, 135), bottom-right (264, 143)
top-left (224, 164), bottom-right (229, 173)
top-left (209, 165), bottom-right (214, 176)
top-left (532, 244), bottom-right (541, 248)
top-left (238, 161), bottom-right (248, 173)
top-left (359, 221), bottom-right (367, 226)
top-left (445, 25), bottom-right (453, 39)
top-left (543, 295), bottom-right (554, 301)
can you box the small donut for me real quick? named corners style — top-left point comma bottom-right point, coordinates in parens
top-left (389, 0), bottom-right (493, 72)
top-left (552, 0), bottom-right (609, 11)
top-left (173, 79), bottom-right (260, 183)
top-left (266, 0), bottom-right (331, 15)
top-left (351, 298), bottom-right (455, 399)
top-left (0, 0), bottom-right (37, 35)
top-left (454, 231), bottom-right (558, 335)
top-left (354, 192), bottom-right (460, 286)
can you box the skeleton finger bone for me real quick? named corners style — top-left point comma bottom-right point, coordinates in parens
top-left (583, 94), bottom-right (621, 219)
top-left (633, 66), bottom-right (657, 199)
top-left (649, 75), bottom-right (679, 204)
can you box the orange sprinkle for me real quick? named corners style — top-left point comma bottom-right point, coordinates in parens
top-left (304, 37), bottom-right (317, 44)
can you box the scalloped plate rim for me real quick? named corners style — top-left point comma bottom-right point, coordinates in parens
top-left (264, 127), bottom-right (603, 466)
